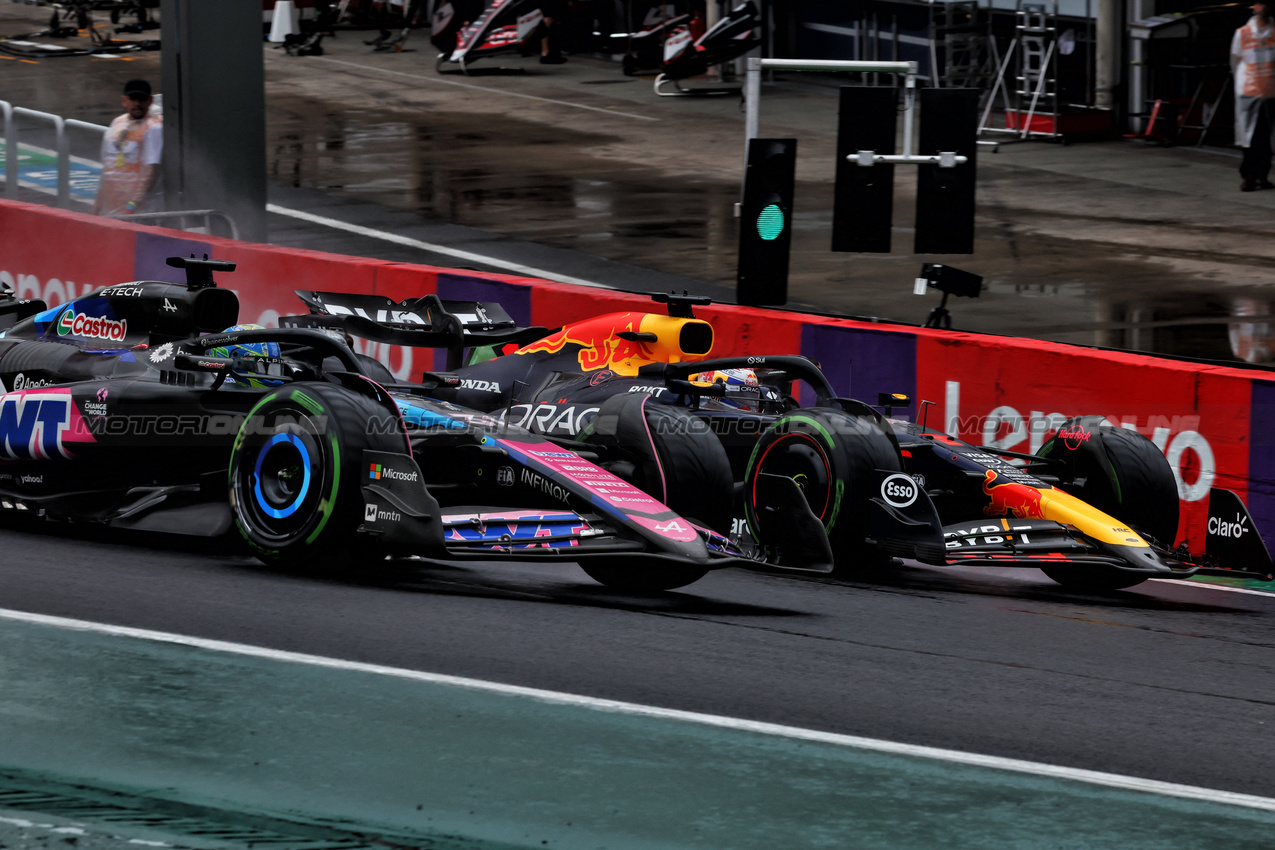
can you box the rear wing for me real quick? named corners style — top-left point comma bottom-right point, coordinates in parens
top-left (281, 290), bottom-right (549, 370)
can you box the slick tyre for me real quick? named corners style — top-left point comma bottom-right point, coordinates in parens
top-left (1041, 417), bottom-right (1180, 546)
top-left (579, 557), bottom-right (709, 592)
top-left (581, 393), bottom-right (734, 534)
top-left (229, 383), bottom-right (406, 571)
top-left (744, 408), bottom-right (901, 572)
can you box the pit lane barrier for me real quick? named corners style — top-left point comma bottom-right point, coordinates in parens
top-left (0, 100), bottom-right (106, 208)
top-left (2, 197), bottom-right (1274, 562)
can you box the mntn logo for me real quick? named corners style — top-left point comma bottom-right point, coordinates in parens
top-left (364, 502), bottom-right (378, 522)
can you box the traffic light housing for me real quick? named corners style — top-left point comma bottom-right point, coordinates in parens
top-left (737, 137), bottom-right (796, 307)
top-left (831, 86), bottom-right (897, 253)
top-left (914, 87), bottom-right (979, 254)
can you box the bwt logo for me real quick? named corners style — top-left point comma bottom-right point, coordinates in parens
top-left (0, 395), bottom-right (74, 459)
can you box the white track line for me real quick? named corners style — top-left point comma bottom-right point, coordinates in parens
top-left (1152, 578), bottom-right (1275, 598)
top-left (310, 57), bottom-right (660, 123)
top-left (2, 606), bottom-right (1274, 813)
top-left (266, 203), bottom-right (610, 290)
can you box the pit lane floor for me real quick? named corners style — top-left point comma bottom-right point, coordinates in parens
top-left (4, 5), bottom-right (1275, 362)
top-left (0, 522), bottom-right (1273, 847)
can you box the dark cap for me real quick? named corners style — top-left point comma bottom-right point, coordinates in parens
top-left (123, 79), bottom-right (152, 98)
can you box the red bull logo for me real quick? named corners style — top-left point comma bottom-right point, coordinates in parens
top-left (516, 313), bottom-right (657, 372)
top-left (981, 469), bottom-right (1047, 519)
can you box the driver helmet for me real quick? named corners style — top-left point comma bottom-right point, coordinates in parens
top-left (686, 367), bottom-right (761, 410)
top-left (687, 367), bottom-right (759, 388)
top-left (208, 324), bottom-right (282, 387)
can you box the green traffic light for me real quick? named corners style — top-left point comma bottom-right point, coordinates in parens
top-left (756, 204), bottom-right (785, 241)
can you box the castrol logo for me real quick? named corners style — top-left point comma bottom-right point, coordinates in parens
top-left (57, 309), bottom-right (127, 342)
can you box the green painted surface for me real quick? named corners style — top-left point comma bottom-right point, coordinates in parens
top-left (1184, 575), bottom-right (1274, 592)
top-left (0, 618), bottom-right (1272, 849)
top-left (0, 140), bottom-right (57, 168)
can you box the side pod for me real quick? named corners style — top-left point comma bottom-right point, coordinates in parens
top-left (1204, 488), bottom-right (1274, 581)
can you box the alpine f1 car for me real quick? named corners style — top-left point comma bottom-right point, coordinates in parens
top-left (283, 288), bottom-right (1275, 591)
top-left (0, 257), bottom-right (834, 591)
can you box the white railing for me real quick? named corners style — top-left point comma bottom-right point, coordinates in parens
top-left (0, 99), bottom-right (107, 208)
top-left (1, 101), bottom-right (239, 237)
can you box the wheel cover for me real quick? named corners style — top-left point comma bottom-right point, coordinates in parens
top-left (252, 433), bottom-right (313, 519)
top-left (236, 420), bottom-right (328, 545)
top-left (752, 433), bottom-right (833, 520)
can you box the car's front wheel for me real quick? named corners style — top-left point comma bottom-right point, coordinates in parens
top-left (228, 383), bottom-right (404, 571)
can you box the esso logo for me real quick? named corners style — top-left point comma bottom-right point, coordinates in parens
top-left (881, 473), bottom-right (918, 508)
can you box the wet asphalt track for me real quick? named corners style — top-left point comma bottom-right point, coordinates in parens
top-left (2, 519), bottom-right (1272, 800)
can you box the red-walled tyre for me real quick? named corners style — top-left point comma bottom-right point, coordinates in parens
top-left (743, 407), bottom-right (901, 572)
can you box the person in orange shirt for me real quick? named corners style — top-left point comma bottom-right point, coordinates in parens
top-left (93, 79), bottom-right (163, 216)
top-left (1232, 1), bottom-right (1275, 191)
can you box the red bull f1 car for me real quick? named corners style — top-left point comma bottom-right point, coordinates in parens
top-left (283, 288), bottom-right (1275, 592)
top-left (0, 258), bottom-right (839, 592)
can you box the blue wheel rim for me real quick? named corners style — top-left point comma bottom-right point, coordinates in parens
top-left (253, 433), bottom-right (312, 519)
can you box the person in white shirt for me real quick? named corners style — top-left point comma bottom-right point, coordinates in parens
top-left (93, 79), bottom-right (164, 216)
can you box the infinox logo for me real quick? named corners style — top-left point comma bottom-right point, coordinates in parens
top-left (1059, 425), bottom-right (1091, 451)
top-left (880, 473), bottom-right (918, 508)
top-left (57, 308), bottom-right (127, 342)
top-left (1209, 512), bottom-right (1249, 538)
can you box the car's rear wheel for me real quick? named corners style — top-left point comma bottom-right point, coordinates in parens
top-left (743, 407), bottom-right (901, 573)
top-left (579, 557), bottom-right (709, 591)
top-left (580, 393), bottom-right (734, 534)
top-left (229, 383), bottom-right (404, 571)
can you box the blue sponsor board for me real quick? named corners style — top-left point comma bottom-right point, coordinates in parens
top-left (0, 141), bottom-right (100, 202)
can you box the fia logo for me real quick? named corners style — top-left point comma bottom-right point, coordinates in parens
top-left (496, 466), bottom-right (514, 487)
top-left (364, 503), bottom-right (378, 522)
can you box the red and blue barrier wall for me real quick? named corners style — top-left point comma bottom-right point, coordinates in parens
top-left (3, 199), bottom-right (1271, 556)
